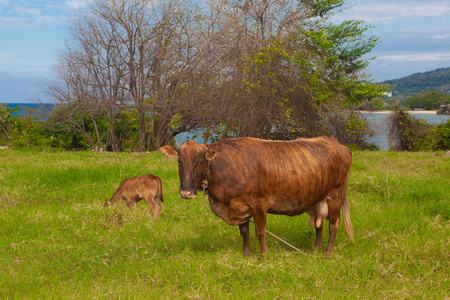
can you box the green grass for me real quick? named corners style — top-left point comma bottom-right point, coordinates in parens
top-left (0, 148), bottom-right (449, 299)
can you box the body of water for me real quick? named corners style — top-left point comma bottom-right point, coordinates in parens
top-left (364, 112), bottom-right (449, 150)
top-left (5, 103), bottom-right (54, 116)
top-left (5, 103), bottom-right (449, 150)
top-left (177, 112), bottom-right (449, 150)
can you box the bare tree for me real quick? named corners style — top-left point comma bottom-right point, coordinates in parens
top-left (44, 49), bottom-right (108, 150)
top-left (85, 0), bottom-right (214, 150)
top-left (69, 9), bottom-right (130, 151)
top-left (197, 0), bottom-right (316, 138)
top-left (44, 0), bottom-right (215, 151)
top-left (198, 0), bottom-right (382, 142)
top-left (43, 0), bottom-right (383, 150)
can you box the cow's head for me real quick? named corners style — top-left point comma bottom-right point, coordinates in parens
top-left (160, 140), bottom-right (218, 199)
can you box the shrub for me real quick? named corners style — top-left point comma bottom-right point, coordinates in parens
top-left (387, 108), bottom-right (445, 151)
top-left (328, 111), bottom-right (378, 150)
top-left (432, 120), bottom-right (450, 151)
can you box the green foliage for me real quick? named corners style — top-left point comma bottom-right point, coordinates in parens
top-left (300, 17), bottom-right (387, 106)
top-left (0, 149), bottom-right (448, 298)
top-left (394, 111), bottom-right (432, 151)
top-left (357, 97), bottom-right (386, 111)
top-left (328, 111), bottom-right (378, 150)
top-left (371, 97), bottom-right (386, 110)
top-left (0, 103), bottom-right (18, 142)
top-left (403, 91), bottom-right (450, 110)
top-left (1, 105), bottom-right (159, 152)
top-left (0, 105), bottom-right (56, 149)
top-left (0, 103), bottom-right (15, 124)
top-left (432, 120), bottom-right (450, 151)
top-left (387, 109), bottom-right (450, 151)
top-left (46, 105), bottom-right (105, 150)
top-left (223, 0), bottom-right (387, 139)
top-left (302, 0), bottom-right (345, 17)
top-left (113, 108), bottom-right (141, 151)
top-left (46, 105), bottom-right (146, 151)
top-left (345, 113), bottom-right (371, 145)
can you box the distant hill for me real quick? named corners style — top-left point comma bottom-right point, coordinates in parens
top-left (380, 67), bottom-right (450, 99)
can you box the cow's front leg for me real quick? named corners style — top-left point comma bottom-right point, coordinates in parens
top-left (252, 207), bottom-right (268, 257)
top-left (239, 221), bottom-right (251, 257)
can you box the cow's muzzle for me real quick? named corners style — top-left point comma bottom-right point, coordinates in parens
top-left (179, 190), bottom-right (196, 199)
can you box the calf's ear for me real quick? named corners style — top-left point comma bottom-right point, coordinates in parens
top-left (205, 149), bottom-right (218, 161)
top-left (160, 145), bottom-right (179, 157)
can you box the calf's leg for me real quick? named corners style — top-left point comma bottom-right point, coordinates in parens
top-left (125, 198), bottom-right (137, 213)
top-left (144, 193), bottom-right (161, 220)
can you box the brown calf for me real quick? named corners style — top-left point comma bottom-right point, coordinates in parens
top-left (104, 174), bottom-right (164, 219)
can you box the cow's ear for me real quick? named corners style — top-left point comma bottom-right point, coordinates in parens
top-left (205, 149), bottom-right (218, 161)
top-left (160, 145), bottom-right (179, 157)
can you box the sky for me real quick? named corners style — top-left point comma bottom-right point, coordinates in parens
top-left (1, 0), bottom-right (450, 103)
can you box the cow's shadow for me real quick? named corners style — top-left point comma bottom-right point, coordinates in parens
top-left (159, 214), bottom-right (324, 256)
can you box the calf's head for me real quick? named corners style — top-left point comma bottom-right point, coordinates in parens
top-left (160, 140), bottom-right (218, 199)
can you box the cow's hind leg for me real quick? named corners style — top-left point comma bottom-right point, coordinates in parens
top-left (315, 222), bottom-right (324, 249)
top-left (325, 190), bottom-right (345, 256)
top-left (326, 216), bottom-right (341, 256)
top-left (239, 221), bottom-right (251, 257)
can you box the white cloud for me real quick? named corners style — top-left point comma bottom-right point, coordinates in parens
top-left (341, 1), bottom-right (450, 22)
top-left (431, 33), bottom-right (450, 40)
top-left (10, 6), bottom-right (41, 16)
top-left (0, 51), bottom-right (15, 60)
top-left (377, 53), bottom-right (450, 62)
top-left (66, 0), bottom-right (89, 10)
top-left (0, 0), bottom-right (74, 26)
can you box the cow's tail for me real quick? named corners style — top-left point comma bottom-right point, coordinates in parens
top-left (155, 177), bottom-right (164, 203)
top-left (342, 196), bottom-right (354, 243)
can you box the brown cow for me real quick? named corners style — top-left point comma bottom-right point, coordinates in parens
top-left (104, 174), bottom-right (164, 219)
top-left (160, 137), bottom-right (354, 257)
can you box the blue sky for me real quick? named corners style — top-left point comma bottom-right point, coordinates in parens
top-left (1, 0), bottom-right (450, 103)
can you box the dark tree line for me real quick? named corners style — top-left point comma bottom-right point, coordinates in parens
top-left (402, 91), bottom-right (450, 110)
top-left (42, 0), bottom-right (385, 151)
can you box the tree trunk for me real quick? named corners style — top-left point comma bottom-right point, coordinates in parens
top-left (146, 111), bottom-right (154, 150)
top-left (138, 109), bottom-right (146, 152)
top-left (1, 127), bottom-right (11, 140)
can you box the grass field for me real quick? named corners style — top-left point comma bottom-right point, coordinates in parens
top-left (0, 148), bottom-right (449, 299)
